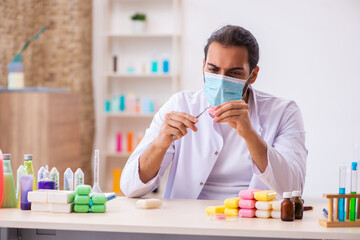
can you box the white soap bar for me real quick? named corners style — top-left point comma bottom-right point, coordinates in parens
top-left (136, 199), bottom-right (162, 209)
top-left (48, 191), bottom-right (75, 203)
top-left (28, 190), bottom-right (50, 203)
top-left (255, 201), bottom-right (273, 210)
top-left (31, 202), bottom-right (50, 212)
top-left (255, 209), bottom-right (271, 218)
top-left (50, 203), bottom-right (74, 213)
top-left (271, 210), bottom-right (281, 219)
top-left (272, 201), bottom-right (282, 211)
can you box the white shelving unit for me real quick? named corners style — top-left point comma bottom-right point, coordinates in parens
top-left (93, 0), bottom-right (181, 192)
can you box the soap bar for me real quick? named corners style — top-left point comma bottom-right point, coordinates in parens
top-left (31, 202), bottom-right (50, 212)
top-left (28, 190), bottom-right (49, 203)
top-left (214, 213), bottom-right (226, 220)
top-left (255, 201), bottom-right (273, 210)
top-left (224, 208), bottom-right (239, 217)
top-left (48, 191), bottom-right (75, 204)
top-left (136, 199), bottom-right (162, 209)
top-left (271, 210), bottom-right (281, 219)
top-left (272, 201), bottom-right (281, 211)
top-left (239, 199), bottom-right (256, 209)
top-left (75, 185), bottom-right (91, 195)
top-left (254, 190), bottom-right (277, 201)
top-left (74, 204), bottom-right (89, 213)
top-left (255, 209), bottom-right (271, 218)
top-left (91, 194), bottom-right (107, 205)
top-left (206, 205), bottom-right (226, 215)
top-left (91, 204), bottom-right (106, 213)
top-left (51, 203), bottom-right (74, 213)
top-left (224, 197), bottom-right (241, 209)
top-left (239, 208), bottom-right (256, 218)
top-left (75, 195), bottom-right (90, 205)
top-left (208, 107), bottom-right (216, 118)
top-left (239, 189), bottom-right (261, 200)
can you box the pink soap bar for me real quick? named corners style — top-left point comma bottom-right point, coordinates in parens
top-left (239, 199), bottom-right (257, 209)
top-left (239, 189), bottom-right (262, 200)
top-left (214, 213), bottom-right (226, 220)
top-left (239, 208), bottom-right (256, 218)
top-left (208, 107), bottom-right (216, 118)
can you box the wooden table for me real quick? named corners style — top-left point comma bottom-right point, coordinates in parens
top-left (0, 197), bottom-right (359, 240)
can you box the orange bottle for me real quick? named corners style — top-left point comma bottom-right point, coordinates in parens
top-left (127, 131), bottom-right (133, 153)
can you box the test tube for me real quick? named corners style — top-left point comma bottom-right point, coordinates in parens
top-left (350, 162), bottom-right (357, 221)
top-left (90, 149), bottom-right (102, 195)
top-left (338, 165), bottom-right (346, 222)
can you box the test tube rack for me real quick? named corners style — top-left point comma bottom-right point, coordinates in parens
top-left (319, 193), bottom-right (360, 227)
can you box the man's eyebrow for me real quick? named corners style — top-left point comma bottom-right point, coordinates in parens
top-left (228, 67), bottom-right (245, 71)
top-left (207, 63), bottom-right (219, 68)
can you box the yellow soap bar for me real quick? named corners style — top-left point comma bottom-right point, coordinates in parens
top-left (224, 197), bottom-right (241, 209)
top-left (254, 190), bottom-right (277, 201)
top-left (224, 208), bottom-right (239, 217)
top-left (206, 205), bottom-right (226, 215)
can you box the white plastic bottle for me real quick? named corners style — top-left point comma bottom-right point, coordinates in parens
top-left (64, 168), bottom-right (74, 191)
top-left (74, 168), bottom-right (84, 189)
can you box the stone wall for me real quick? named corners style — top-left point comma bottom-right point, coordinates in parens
top-left (0, 0), bottom-right (94, 183)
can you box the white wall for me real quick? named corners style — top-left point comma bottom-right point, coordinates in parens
top-left (180, 0), bottom-right (360, 198)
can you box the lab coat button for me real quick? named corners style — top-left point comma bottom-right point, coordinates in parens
top-left (215, 151), bottom-right (219, 155)
top-left (259, 128), bottom-right (262, 133)
top-left (200, 182), bottom-right (204, 186)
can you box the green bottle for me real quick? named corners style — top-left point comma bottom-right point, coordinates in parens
top-left (1, 154), bottom-right (17, 208)
top-left (23, 154), bottom-right (37, 191)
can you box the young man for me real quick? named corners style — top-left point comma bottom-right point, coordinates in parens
top-left (121, 25), bottom-right (307, 200)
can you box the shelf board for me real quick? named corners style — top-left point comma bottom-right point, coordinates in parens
top-left (106, 152), bottom-right (131, 158)
top-left (106, 33), bottom-right (179, 39)
top-left (106, 112), bottom-right (155, 118)
top-left (106, 73), bottom-right (173, 79)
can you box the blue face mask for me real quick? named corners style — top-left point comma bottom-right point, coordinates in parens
top-left (204, 72), bottom-right (248, 106)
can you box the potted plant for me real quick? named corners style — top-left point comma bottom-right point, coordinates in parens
top-left (131, 13), bottom-right (147, 33)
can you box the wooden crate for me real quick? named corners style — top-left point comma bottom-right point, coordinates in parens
top-left (319, 193), bottom-right (360, 227)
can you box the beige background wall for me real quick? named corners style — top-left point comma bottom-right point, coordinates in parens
top-left (0, 0), bottom-right (94, 184)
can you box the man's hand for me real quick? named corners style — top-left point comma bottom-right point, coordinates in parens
top-left (213, 100), bottom-right (255, 139)
top-left (156, 111), bottom-right (198, 148)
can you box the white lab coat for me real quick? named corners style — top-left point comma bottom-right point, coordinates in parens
top-left (120, 87), bottom-right (307, 199)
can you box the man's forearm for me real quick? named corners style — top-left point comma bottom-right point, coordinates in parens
top-left (243, 129), bottom-right (268, 173)
top-left (138, 138), bottom-right (171, 183)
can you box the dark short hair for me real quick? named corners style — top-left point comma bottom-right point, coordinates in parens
top-left (204, 25), bottom-right (259, 71)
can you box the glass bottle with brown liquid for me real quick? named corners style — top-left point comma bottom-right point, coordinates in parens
top-left (281, 192), bottom-right (295, 221)
top-left (292, 191), bottom-right (303, 219)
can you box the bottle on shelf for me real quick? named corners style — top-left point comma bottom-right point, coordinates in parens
top-left (116, 132), bottom-right (122, 153)
top-left (162, 53), bottom-right (170, 74)
top-left (126, 92), bottom-right (136, 113)
top-left (1, 154), bottom-right (16, 208)
top-left (151, 54), bottom-right (159, 74)
top-left (112, 168), bottom-right (122, 195)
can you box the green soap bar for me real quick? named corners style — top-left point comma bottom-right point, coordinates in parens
top-left (75, 185), bottom-right (91, 195)
top-left (91, 194), bottom-right (107, 204)
top-left (74, 204), bottom-right (89, 213)
top-left (91, 204), bottom-right (106, 213)
top-left (75, 195), bottom-right (90, 204)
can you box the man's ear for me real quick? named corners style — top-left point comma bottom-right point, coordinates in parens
top-left (250, 66), bottom-right (260, 84)
top-left (202, 58), bottom-right (206, 72)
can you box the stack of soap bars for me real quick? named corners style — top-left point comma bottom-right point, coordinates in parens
top-left (74, 185), bottom-right (91, 213)
top-left (238, 189), bottom-right (261, 218)
top-left (253, 190), bottom-right (278, 218)
top-left (90, 193), bottom-right (107, 213)
top-left (28, 190), bottom-right (75, 213)
top-left (74, 185), bottom-right (107, 213)
top-left (224, 197), bottom-right (241, 217)
top-left (206, 189), bottom-right (280, 219)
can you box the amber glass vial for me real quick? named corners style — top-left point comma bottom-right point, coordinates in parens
top-left (281, 192), bottom-right (295, 221)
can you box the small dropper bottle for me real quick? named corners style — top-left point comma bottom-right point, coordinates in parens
top-left (281, 192), bottom-right (295, 221)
